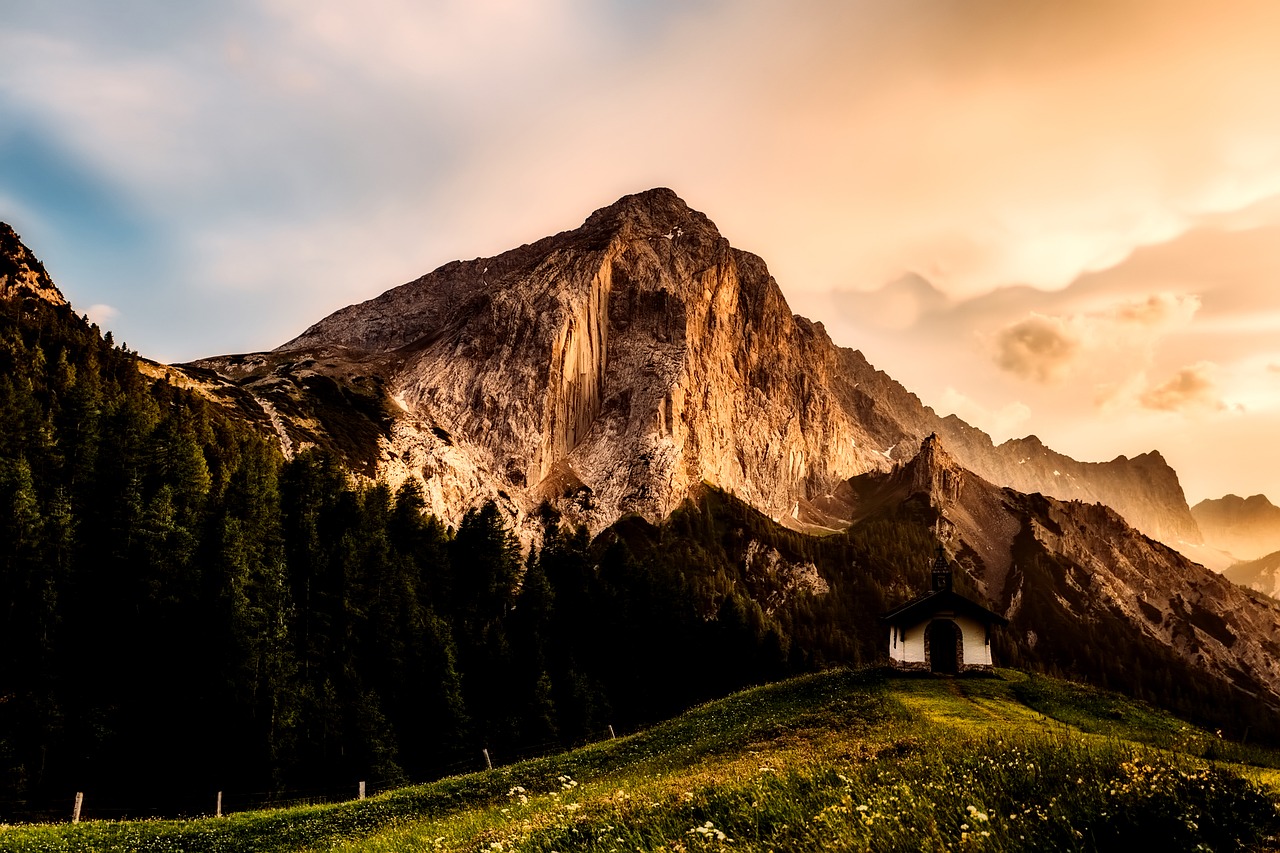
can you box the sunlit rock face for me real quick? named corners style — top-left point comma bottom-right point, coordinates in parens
top-left (191, 190), bottom-right (1201, 549)
top-left (0, 223), bottom-right (67, 307)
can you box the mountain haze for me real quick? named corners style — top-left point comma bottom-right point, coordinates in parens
top-left (1225, 550), bottom-right (1280, 600)
top-left (1194, 494), bottom-right (1280, 562)
top-left (192, 189), bottom-right (1203, 551)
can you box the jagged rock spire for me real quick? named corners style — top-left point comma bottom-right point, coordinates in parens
top-left (906, 433), bottom-right (964, 507)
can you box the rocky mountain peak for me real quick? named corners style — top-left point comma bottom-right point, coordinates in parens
top-left (194, 189), bottom-right (1207, 556)
top-left (0, 223), bottom-right (67, 307)
top-left (581, 187), bottom-right (705, 235)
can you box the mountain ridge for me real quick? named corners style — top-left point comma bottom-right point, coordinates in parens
top-left (193, 189), bottom-right (1203, 552)
top-left (852, 433), bottom-right (1280, 711)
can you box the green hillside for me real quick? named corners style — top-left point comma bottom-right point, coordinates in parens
top-left (3, 668), bottom-right (1276, 853)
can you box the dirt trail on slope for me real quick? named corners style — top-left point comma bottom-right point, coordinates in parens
top-left (891, 678), bottom-right (1065, 736)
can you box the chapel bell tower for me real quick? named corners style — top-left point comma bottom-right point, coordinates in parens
top-left (931, 546), bottom-right (952, 592)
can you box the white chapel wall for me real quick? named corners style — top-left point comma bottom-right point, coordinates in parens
top-left (953, 614), bottom-right (993, 668)
top-left (889, 615), bottom-right (995, 669)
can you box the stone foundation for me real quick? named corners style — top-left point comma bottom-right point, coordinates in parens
top-left (889, 659), bottom-right (930, 672)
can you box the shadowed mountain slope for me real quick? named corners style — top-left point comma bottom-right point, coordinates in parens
top-left (846, 435), bottom-right (1280, 717)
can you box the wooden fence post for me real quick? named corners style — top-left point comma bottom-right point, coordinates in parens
top-left (608, 724), bottom-right (616, 740)
top-left (216, 790), bottom-right (223, 818)
top-left (483, 748), bottom-right (493, 770)
top-left (358, 781), bottom-right (366, 800)
top-left (72, 792), bottom-right (83, 824)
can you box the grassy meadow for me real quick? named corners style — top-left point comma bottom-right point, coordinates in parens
top-left (2, 668), bottom-right (1278, 852)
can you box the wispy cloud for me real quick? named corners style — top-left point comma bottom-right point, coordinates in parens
top-left (992, 293), bottom-right (1201, 384)
top-left (937, 387), bottom-right (1032, 443)
top-left (85, 303), bottom-right (119, 325)
top-left (1140, 363), bottom-right (1227, 413)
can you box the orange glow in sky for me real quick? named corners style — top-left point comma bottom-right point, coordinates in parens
top-left (5, 0), bottom-right (1280, 504)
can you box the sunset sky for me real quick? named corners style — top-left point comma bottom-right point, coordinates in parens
top-left (4, 0), bottom-right (1280, 506)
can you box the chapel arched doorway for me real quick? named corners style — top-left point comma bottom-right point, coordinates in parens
top-left (927, 619), bottom-right (960, 674)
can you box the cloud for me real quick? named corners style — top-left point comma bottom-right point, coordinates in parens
top-left (937, 387), bottom-right (1032, 442)
top-left (9, 0), bottom-right (1280, 360)
top-left (992, 292), bottom-right (1200, 383)
top-left (1112, 293), bottom-right (1202, 328)
top-left (1139, 362), bottom-right (1227, 412)
top-left (85, 303), bottom-right (119, 325)
top-left (994, 314), bottom-right (1079, 383)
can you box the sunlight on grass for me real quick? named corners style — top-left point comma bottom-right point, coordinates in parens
top-left (4, 669), bottom-right (1279, 853)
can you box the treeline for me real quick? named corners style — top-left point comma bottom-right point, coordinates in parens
top-left (0, 295), bottom-right (936, 817)
top-left (2, 294), bottom-right (1275, 820)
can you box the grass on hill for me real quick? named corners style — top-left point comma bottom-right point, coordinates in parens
top-left (2, 668), bottom-right (1278, 853)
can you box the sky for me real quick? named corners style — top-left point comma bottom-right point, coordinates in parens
top-left (4, 0), bottom-right (1280, 505)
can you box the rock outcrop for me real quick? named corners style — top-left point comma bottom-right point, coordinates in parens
top-left (0, 223), bottom-right (67, 307)
top-left (190, 190), bottom-right (1203, 549)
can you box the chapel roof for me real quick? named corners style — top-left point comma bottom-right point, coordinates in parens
top-left (880, 587), bottom-right (1008, 627)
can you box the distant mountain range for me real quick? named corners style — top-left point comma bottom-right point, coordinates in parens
top-left (1226, 551), bottom-right (1280, 600)
top-left (1194, 494), bottom-right (1280, 560)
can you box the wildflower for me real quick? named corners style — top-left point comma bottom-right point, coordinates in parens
top-left (689, 820), bottom-right (729, 842)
